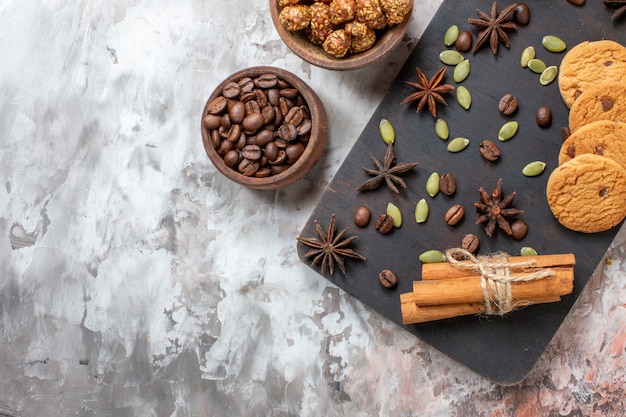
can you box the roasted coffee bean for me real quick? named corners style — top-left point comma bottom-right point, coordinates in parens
top-left (498, 93), bottom-right (518, 115)
top-left (279, 97), bottom-right (294, 116)
top-left (510, 220), bottom-right (528, 240)
top-left (354, 206), bottom-right (371, 227)
top-left (274, 138), bottom-right (289, 149)
top-left (273, 105), bottom-right (284, 126)
top-left (238, 158), bottom-right (259, 176)
top-left (285, 106), bottom-right (305, 126)
top-left (567, 0), bottom-right (584, 6)
top-left (210, 129), bottom-right (221, 149)
top-left (269, 149), bottom-right (287, 165)
top-left (226, 124), bottom-right (242, 143)
top-left (536, 105), bottom-right (552, 128)
top-left (255, 90), bottom-right (268, 108)
top-left (222, 81), bottom-right (241, 99)
top-left (455, 31), bottom-right (473, 52)
top-left (280, 88), bottom-right (299, 99)
top-left (261, 105), bottom-right (276, 125)
top-left (264, 141), bottom-right (279, 161)
top-left (256, 129), bottom-right (274, 147)
top-left (203, 114), bottom-right (222, 130)
top-left (270, 164), bottom-right (289, 175)
top-left (221, 113), bottom-right (231, 130)
top-left (256, 73), bottom-right (278, 89)
top-left (242, 113), bottom-right (265, 133)
top-left (238, 77), bottom-right (255, 93)
top-left (241, 144), bottom-right (262, 160)
top-left (439, 173), bottom-right (457, 196)
top-left (267, 88), bottom-right (280, 106)
top-left (208, 96), bottom-right (228, 115)
top-left (223, 149), bottom-right (240, 167)
top-left (229, 101), bottom-right (246, 124)
top-left (240, 91), bottom-right (257, 103)
top-left (461, 233), bottom-right (480, 253)
top-left (217, 139), bottom-right (234, 156)
top-left (378, 269), bottom-right (398, 289)
top-left (513, 3), bottom-right (531, 25)
top-left (286, 143), bottom-right (305, 164)
top-left (255, 167), bottom-right (271, 178)
top-left (277, 123), bottom-right (298, 142)
top-left (297, 119), bottom-right (312, 136)
top-left (444, 204), bottom-right (464, 226)
top-left (479, 139), bottom-right (501, 161)
top-left (235, 131), bottom-right (247, 149)
top-left (375, 214), bottom-right (395, 234)
top-left (244, 100), bottom-right (261, 115)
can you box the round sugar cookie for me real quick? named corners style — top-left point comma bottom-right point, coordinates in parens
top-left (558, 40), bottom-right (626, 108)
top-left (568, 82), bottom-right (626, 133)
top-left (546, 154), bottom-right (626, 233)
top-left (559, 120), bottom-right (626, 170)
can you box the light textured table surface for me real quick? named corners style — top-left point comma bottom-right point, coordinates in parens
top-left (2, 1), bottom-right (625, 415)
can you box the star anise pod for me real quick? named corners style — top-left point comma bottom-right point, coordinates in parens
top-left (474, 178), bottom-right (524, 237)
top-left (400, 66), bottom-right (455, 117)
top-left (355, 142), bottom-right (418, 193)
top-left (297, 214), bottom-right (366, 276)
top-left (468, 2), bottom-right (517, 54)
top-left (604, 0), bottom-right (626, 21)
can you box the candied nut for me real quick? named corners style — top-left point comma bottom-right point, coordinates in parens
top-left (329, 0), bottom-right (357, 25)
top-left (279, 5), bottom-right (312, 32)
top-left (356, 0), bottom-right (388, 30)
top-left (379, 0), bottom-right (412, 25)
top-left (323, 29), bottom-right (351, 58)
top-left (349, 26), bottom-right (376, 54)
top-left (307, 2), bottom-right (334, 45)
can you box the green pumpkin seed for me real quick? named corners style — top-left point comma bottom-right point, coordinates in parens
top-left (439, 50), bottom-right (465, 66)
top-left (379, 118), bottom-right (395, 144)
top-left (426, 172), bottom-right (440, 197)
top-left (447, 137), bottom-right (470, 153)
top-left (415, 198), bottom-right (430, 223)
top-left (542, 35), bottom-right (567, 53)
top-left (386, 202), bottom-right (402, 227)
top-left (522, 161), bottom-right (547, 177)
top-left (444, 25), bottom-right (459, 46)
top-left (540, 65), bottom-right (558, 85)
top-left (520, 247), bottom-right (539, 256)
top-left (498, 121), bottom-right (519, 141)
top-left (454, 59), bottom-right (470, 82)
top-left (434, 118), bottom-right (449, 140)
top-left (528, 58), bottom-right (547, 74)
top-left (419, 249), bottom-right (447, 264)
top-left (520, 46), bottom-right (536, 67)
top-left (456, 86), bottom-right (472, 110)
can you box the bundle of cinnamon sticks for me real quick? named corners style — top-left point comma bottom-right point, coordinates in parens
top-left (400, 251), bottom-right (576, 324)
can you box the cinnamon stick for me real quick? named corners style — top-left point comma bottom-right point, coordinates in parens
top-left (400, 294), bottom-right (563, 324)
top-left (421, 253), bottom-right (576, 281)
top-left (409, 267), bottom-right (574, 306)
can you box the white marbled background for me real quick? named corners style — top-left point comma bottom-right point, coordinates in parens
top-left (1, 1), bottom-right (625, 416)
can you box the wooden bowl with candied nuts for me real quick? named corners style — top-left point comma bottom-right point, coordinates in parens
top-left (270, 0), bottom-right (413, 71)
top-left (201, 66), bottom-right (328, 190)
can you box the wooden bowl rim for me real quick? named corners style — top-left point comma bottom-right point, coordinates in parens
top-left (269, 1), bottom-right (412, 71)
top-left (201, 66), bottom-right (328, 190)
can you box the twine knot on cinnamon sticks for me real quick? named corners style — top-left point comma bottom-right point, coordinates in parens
top-left (444, 248), bottom-right (556, 315)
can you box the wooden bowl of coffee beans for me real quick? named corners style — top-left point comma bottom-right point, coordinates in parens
top-left (270, 0), bottom-right (413, 71)
top-left (201, 66), bottom-right (328, 190)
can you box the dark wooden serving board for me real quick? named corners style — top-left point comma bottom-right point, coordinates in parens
top-left (298, 0), bottom-right (626, 384)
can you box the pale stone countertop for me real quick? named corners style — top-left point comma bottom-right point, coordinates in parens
top-left (1, 1), bottom-right (625, 415)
